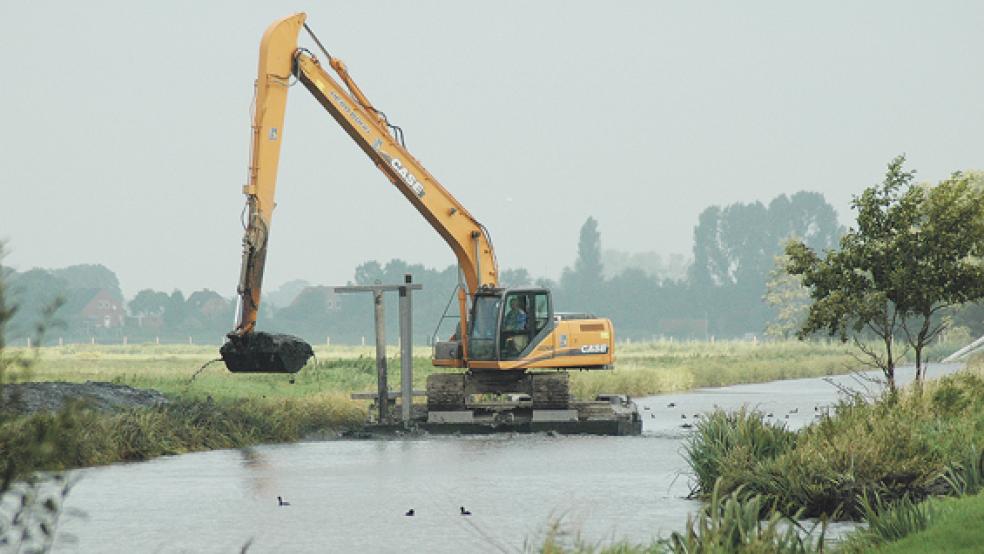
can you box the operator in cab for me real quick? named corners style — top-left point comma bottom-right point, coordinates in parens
top-left (503, 296), bottom-right (529, 355)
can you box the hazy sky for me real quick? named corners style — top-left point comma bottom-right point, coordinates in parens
top-left (2, 1), bottom-right (982, 297)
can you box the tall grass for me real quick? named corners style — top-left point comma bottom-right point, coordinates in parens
top-left (683, 408), bottom-right (798, 498)
top-left (684, 367), bottom-right (984, 519)
top-left (0, 394), bottom-right (364, 474)
top-left (838, 493), bottom-right (940, 553)
top-left (662, 480), bottom-right (822, 554)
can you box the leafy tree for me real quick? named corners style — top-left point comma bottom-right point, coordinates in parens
top-left (499, 268), bottom-right (532, 288)
top-left (52, 264), bottom-right (123, 302)
top-left (787, 156), bottom-right (984, 389)
top-left (560, 217), bottom-right (604, 313)
top-left (690, 192), bottom-right (843, 336)
top-left (5, 269), bottom-right (69, 340)
top-left (762, 253), bottom-right (810, 339)
top-left (163, 290), bottom-right (187, 329)
top-left (574, 216), bottom-right (603, 285)
top-left (128, 289), bottom-right (170, 316)
top-left (353, 260), bottom-right (384, 285)
top-left (895, 171), bottom-right (984, 377)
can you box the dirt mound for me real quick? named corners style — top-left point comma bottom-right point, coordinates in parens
top-left (2, 381), bottom-right (169, 415)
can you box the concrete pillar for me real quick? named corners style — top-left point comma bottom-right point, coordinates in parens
top-left (373, 291), bottom-right (388, 424)
top-left (399, 274), bottom-right (413, 426)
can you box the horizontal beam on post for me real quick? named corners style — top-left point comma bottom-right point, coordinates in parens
top-left (334, 284), bottom-right (422, 294)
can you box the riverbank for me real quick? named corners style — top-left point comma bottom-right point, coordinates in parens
top-left (1, 339), bottom-right (961, 476)
top-left (0, 392), bottom-right (364, 477)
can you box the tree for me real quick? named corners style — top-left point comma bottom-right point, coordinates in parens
top-left (895, 172), bottom-right (984, 378)
top-left (560, 217), bottom-right (604, 313)
top-left (574, 216), bottom-right (603, 286)
top-left (163, 290), bottom-right (187, 329)
top-left (128, 289), bottom-right (170, 316)
top-left (762, 253), bottom-right (810, 340)
top-left (787, 156), bottom-right (984, 389)
top-left (52, 264), bottom-right (123, 302)
top-left (499, 268), bottom-right (532, 288)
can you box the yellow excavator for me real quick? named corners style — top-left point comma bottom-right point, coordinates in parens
top-left (222, 13), bottom-right (633, 423)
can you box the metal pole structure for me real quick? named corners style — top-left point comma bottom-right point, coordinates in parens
top-left (373, 290), bottom-right (388, 424)
top-left (399, 273), bottom-right (413, 426)
top-left (335, 281), bottom-right (421, 426)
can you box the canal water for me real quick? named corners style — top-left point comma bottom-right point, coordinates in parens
top-left (52, 364), bottom-right (960, 553)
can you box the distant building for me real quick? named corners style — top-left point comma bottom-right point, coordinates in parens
top-left (64, 288), bottom-right (126, 329)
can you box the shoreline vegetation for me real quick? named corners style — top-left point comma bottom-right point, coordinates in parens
top-left (0, 338), bottom-right (966, 477)
top-left (538, 358), bottom-right (984, 553)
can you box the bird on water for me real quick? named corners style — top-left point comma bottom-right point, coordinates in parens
top-left (277, 496), bottom-right (290, 507)
top-left (460, 506), bottom-right (472, 516)
top-left (405, 509), bottom-right (415, 517)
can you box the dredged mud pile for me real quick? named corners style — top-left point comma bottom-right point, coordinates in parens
top-left (1, 381), bottom-right (169, 415)
top-left (220, 332), bottom-right (313, 373)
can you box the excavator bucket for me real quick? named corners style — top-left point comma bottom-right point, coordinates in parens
top-left (221, 332), bottom-right (314, 374)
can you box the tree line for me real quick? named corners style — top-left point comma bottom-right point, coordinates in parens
top-left (8, 162), bottom-right (984, 346)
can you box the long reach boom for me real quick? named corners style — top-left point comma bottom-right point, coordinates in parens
top-left (231, 13), bottom-right (497, 343)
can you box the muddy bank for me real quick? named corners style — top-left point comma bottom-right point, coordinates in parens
top-left (2, 381), bottom-right (169, 415)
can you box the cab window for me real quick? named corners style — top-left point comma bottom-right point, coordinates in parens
top-left (500, 292), bottom-right (531, 359)
top-left (534, 293), bottom-right (550, 333)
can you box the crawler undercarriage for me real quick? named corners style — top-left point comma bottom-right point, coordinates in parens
top-left (360, 370), bottom-right (642, 436)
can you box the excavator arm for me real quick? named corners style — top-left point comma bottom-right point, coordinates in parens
top-left (231, 13), bottom-right (498, 342)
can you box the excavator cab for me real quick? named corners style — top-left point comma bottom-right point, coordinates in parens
top-left (469, 288), bottom-right (552, 362)
top-left (433, 288), bottom-right (553, 366)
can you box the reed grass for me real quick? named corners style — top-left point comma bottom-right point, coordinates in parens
top-left (0, 394), bottom-right (364, 475)
top-left (684, 366), bottom-right (984, 520)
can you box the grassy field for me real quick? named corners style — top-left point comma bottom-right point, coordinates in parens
top-left (11, 338), bottom-right (896, 404)
top-left (873, 492), bottom-right (984, 554)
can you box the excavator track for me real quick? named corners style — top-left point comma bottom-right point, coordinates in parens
top-left (530, 372), bottom-right (571, 410)
top-left (426, 373), bottom-right (466, 411)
